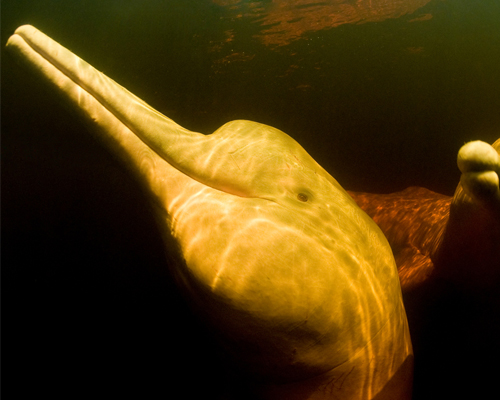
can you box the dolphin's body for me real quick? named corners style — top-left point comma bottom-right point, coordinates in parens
top-left (350, 138), bottom-right (500, 293)
top-left (348, 138), bottom-right (500, 399)
top-left (7, 25), bottom-right (413, 399)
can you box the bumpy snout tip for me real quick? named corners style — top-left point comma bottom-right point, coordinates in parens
top-left (457, 140), bottom-right (500, 174)
top-left (457, 140), bottom-right (500, 207)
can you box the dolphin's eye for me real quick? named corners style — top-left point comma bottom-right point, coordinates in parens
top-left (297, 193), bottom-right (308, 202)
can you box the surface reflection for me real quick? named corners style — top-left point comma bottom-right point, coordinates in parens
top-left (215, 0), bottom-right (433, 47)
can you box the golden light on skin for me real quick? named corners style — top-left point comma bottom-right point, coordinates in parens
top-left (349, 139), bottom-right (500, 292)
top-left (7, 25), bottom-right (412, 399)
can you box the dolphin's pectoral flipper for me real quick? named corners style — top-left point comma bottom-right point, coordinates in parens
top-left (457, 139), bottom-right (500, 210)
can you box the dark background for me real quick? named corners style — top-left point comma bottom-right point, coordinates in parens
top-left (2, 0), bottom-right (500, 398)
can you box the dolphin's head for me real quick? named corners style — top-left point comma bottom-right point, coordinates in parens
top-left (7, 25), bottom-right (413, 397)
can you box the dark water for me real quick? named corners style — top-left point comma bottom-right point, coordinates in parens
top-left (2, 1), bottom-right (500, 399)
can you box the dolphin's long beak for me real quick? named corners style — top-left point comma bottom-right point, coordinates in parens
top-left (6, 25), bottom-right (204, 155)
top-left (6, 25), bottom-right (206, 206)
top-left (7, 25), bottom-right (349, 204)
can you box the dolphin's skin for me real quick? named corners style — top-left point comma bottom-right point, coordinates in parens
top-left (350, 139), bottom-right (500, 293)
top-left (7, 25), bottom-right (412, 399)
top-left (349, 140), bottom-right (500, 398)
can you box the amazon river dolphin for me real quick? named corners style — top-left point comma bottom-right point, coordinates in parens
top-left (7, 25), bottom-right (413, 399)
top-left (349, 138), bottom-right (500, 399)
top-left (350, 139), bottom-right (500, 293)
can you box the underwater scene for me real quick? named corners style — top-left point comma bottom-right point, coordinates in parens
top-left (2, 1), bottom-right (500, 399)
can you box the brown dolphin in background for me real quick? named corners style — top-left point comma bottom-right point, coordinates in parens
top-left (350, 139), bottom-right (500, 293)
